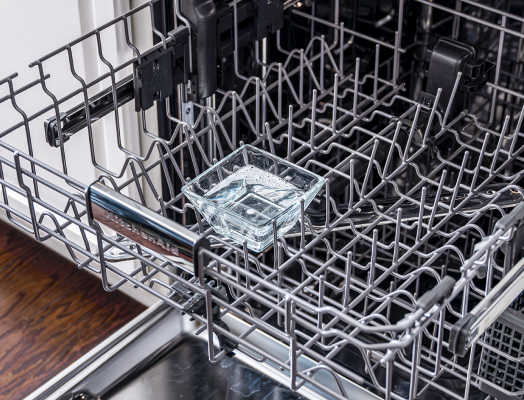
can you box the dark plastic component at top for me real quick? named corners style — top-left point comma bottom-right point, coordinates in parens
top-left (424, 37), bottom-right (476, 118)
top-left (134, 26), bottom-right (190, 111)
top-left (422, 37), bottom-right (494, 121)
top-left (462, 58), bottom-right (495, 93)
top-left (449, 313), bottom-right (477, 357)
top-left (416, 275), bottom-right (456, 313)
top-left (253, 0), bottom-right (284, 41)
top-left (180, 0), bottom-right (218, 99)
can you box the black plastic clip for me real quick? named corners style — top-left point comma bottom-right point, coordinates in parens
top-left (133, 26), bottom-right (189, 112)
top-left (461, 58), bottom-right (495, 93)
top-left (449, 313), bottom-right (477, 357)
top-left (252, 0), bottom-right (283, 41)
top-left (172, 279), bottom-right (237, 356)
top-left (416, 276), bottom-right (456, 313)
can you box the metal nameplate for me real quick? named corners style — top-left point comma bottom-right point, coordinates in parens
top-left (87, 182), bottom-right (209, 276)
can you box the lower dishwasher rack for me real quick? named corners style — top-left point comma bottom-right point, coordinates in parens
top-left (3, 0), bottom-right (524, 399)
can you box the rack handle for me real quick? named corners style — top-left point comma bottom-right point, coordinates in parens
top-left (86, 182), bottom-right (209, 276)
top-left (450, 256), bottom-right (524, 357)
top-left (450, 203), bottom-right (524, 356)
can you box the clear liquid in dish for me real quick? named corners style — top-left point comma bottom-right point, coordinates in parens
top-left (204, 165), bottom-right (303, 225)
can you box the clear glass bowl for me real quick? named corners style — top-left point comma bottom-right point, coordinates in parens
top-left (182, 145), bottom-right (325, 252)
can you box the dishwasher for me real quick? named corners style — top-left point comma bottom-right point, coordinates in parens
top-left (2, 0), bottom-right (524, 399)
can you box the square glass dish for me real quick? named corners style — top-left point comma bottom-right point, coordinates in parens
top-left (182, 145), bottom-right (326, 252)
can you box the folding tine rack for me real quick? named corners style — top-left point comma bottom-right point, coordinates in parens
top-left (2, 0), bottom-right (524, 399)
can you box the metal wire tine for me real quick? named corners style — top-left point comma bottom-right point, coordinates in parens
top-left (332, 73), bottom-right (339, 136)
top-left (122, 16), bottom-right (141, 64)
top-left (397, 0), bottom-right (404, 41)
top-left (287, 105), bottom-right (294, 161)
top-left (299, 49), bottom-right (305, 106)
top-left (470, 132), bottom-right (490, 192)
top-left (278, 63), bottom-right (283, 122)
top-left (429, 170), bottom-right (447, 230)
top-left (384, 121), bottom-right (402, 179)
top-left (374, 44), bottom-right (380, 103)
top-left (232, 92), bottom-right (237, 149)
top-left (233, 0), bottom-right (248, 81)
top-left (416, 187), bottom-right (427, 242)
top-left (243, 240), bottom-right (250, 290)
top-left (310, 89), bottom-right (318, 151)
top-left (491, 115), bottom-right (510, 174)
top-left (65, 45), bottom-right (95, 156)
top-left (343, 251), bottom-right (352, 308)
top-left (361, 139), bottom-right (379, 199)
top-left (129, 162), bottom-right (147, 205)
top-left (6, 78), bottom-right (39, 198)
top-left (273, 219), bottom-right (279, 269)
top-left (393, 208), bottom-right (402, 264)
top-left (157, 195), bottom-right (168, 218)
top-left (450, 151), bottom-right (469, 211)
top-left (339, 22), bottom-right (344, 78)
top-left (349, 159), bottom-right (354, 208)
top-left (318, 274), bottom-right (325, 345)
top-left (265, 122), bottom-right (276, 154)
top-left (256, 78), bottom-right (261, 137)
top-left (403, 104), bottom-right (422, 162)
top-left (370, 229), bottom-right (378, 283)
top-left (285, 295), bottom-right (294, 335)
top-left (489, 16), bottom-right (506, 126)
top-left (205, 288), bottom-right (215, 362)
top-left (511, 104), bottom-right (524, 158)
top-left (34, 61), bottom-right (68, 175)
top-left (95, 31), bottom-right (123, 150)
top-left (393, 32), bottom-right (399, 87)
top-left (285, 295), bottom-right (297, 390)
top-left (442, 72), bottom-right (462, 127)
top-left (423, 88), bottom-right (442, 145)
top-left (325, 178), bottom-right (330, 228)
top-left (300, 198), bottom-right (306, 249)
top-left (353, 57), bottom-right (360, 119)
top-left (320, 35), bottom-right (325, 92)
top-left (149, 3), bottom-right (167, 49)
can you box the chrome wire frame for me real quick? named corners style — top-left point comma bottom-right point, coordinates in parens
top-left (1, 0), bottom-right (524, 399)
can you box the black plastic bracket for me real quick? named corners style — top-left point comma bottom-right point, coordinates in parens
top-left (416, 276), bottom-right (456, 313)
top-left (449, 313), bottom-right (478, 357)
top-left (423, 37), bottom-right (494, 121)
top-left (253, 0), bottom-right (284, 41)
top-left (171, 279), bottom-right (237, 356)
top-left (134, 25), bottom-right (189, 111)
top-left (462, 58), bottom-right (495, 93)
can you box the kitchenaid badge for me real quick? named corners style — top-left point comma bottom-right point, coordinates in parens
top-left (91, 203), bottom-right (180, 257)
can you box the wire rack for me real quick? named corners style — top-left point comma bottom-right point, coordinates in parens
top-left (2, 0), bottom-right (524, 399)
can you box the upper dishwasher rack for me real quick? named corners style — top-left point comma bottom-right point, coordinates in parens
top-left (3, 0), bottom-right (524, 399)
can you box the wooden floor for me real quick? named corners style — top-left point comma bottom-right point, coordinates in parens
top-left (0, 221), bottom-right (146, 400)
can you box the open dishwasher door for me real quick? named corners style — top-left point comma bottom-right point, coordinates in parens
top-left (25, 303), bottom-right (380, 400)
top-left (3, 0), bottom-right (524, 399)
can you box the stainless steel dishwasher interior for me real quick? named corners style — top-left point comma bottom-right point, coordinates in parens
top-left (2, 0), bottom-right (524, 399)
top-left (27, 303), bottom-right (379, 400)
